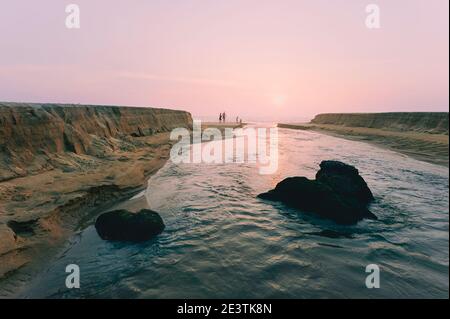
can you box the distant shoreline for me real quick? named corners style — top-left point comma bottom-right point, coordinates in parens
top-left (278, 123), bottom-right (449, 167)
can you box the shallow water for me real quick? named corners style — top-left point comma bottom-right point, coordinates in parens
top-left (23, 125), bottom-right (449, 298)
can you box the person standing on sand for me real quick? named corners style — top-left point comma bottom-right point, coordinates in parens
top-left (219, 113), bottom-right (222, 123)
top-left (223, 112), bottom-right (226, 123)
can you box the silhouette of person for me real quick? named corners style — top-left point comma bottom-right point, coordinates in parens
top-left (223, 112), bottom-right (226, 122)
top-left (219, 113), bottom-right (222, 123)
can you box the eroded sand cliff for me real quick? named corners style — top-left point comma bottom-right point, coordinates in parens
top-left (0, 102), bottom-right (192, 181)
top-left (0, 103), bottom-right (192, 295)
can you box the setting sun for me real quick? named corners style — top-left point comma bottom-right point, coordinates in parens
top-left (272, 95), bottom-right (287, 107)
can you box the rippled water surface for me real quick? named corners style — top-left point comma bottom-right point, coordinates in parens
top-left (24, 125), bottom-right (449, 298)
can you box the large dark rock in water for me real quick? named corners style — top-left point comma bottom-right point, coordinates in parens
top-left (257, 161), bottom-right (377, 225)
top-left (316, 160), bottom-right (374, 205)
top-left (95, 209), bottom-right (165, 242)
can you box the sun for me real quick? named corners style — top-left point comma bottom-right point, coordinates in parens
top-left (272, 95), bottom-right (287, 107)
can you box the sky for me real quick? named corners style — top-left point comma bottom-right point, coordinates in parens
top-left (0, 0), bottom-right (448, 121)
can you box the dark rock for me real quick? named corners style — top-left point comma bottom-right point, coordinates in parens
top-left (316, 160), bottom-right (374, 205)
top-left (257, 161), bottom-right (377, 225)
top-left (95, 209), bottom-right (165, 242)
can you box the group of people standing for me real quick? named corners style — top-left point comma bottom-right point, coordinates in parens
top-left (219, 112), bottom-right (243, 124)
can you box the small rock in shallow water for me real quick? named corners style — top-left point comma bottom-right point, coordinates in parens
top-left (257, 161), bottom-right (377, 225)
top-left (95, 209), bottom-right (165, 242)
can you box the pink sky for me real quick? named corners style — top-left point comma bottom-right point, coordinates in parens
top-left (0, 0), bottom-right (448, 121)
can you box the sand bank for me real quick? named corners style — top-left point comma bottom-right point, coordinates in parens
top-left (279, 115), bottom-right (449, 167)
